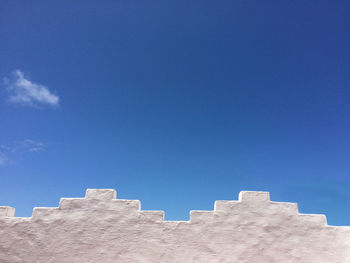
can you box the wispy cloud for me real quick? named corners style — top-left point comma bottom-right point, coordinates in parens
top-left (0, 152), bottom-right (8, 166)
top-left (3, 70), bottom-right (59, 107)
top-left (22, 139), bottom-right (45, 152)
top-left (0, 139), bottom-right (46, 166)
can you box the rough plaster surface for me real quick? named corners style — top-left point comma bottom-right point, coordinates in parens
top-left (1, 189), bottom-right (350, 263)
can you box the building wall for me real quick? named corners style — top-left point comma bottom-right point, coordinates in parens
top-left (1, 189), bottom-right (350, 263)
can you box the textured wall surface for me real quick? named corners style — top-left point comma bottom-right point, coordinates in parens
top-left (1, 189), bottom-right (350, 263)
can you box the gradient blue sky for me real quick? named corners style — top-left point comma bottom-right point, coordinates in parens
top-left (1, 0), bottom-right (350, 225)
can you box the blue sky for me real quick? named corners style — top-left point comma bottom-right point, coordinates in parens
top-left (1, 0), bottom-right (350, 225)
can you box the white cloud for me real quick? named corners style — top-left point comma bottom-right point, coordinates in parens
top-left (4, 70), bottom-right (59, 107)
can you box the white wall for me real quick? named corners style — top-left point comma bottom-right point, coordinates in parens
top-left (1, 189), bottom-right (350, 263)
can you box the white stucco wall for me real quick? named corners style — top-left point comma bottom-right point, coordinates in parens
top-left (1, 189), bottom-right (350, 262)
